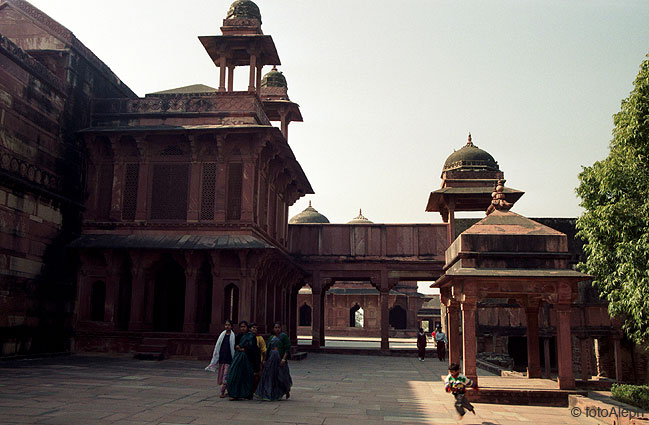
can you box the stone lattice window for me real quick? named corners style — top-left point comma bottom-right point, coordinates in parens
top-left (226, 163), bottom-right (243, 220)
top-left (150, 164), bottom-right (189, 220)
top-left (122, 163), bottom-right (139, 220)
top-left (200, 163), bottom-right (217, 220)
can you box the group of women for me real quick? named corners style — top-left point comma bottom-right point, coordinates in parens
top-left (206, 320), bottom-right (292, 401)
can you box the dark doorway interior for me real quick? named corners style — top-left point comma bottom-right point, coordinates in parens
top-left (508, 336), bottom-right (528, 371)
top-left (153, 259), bottom-right (185, 332)
top-left (116, 259), bottom-right (132, 331)
top-left (299, 303), bottom-right (312, 326)
top-left (389, 305), bottom-right (407, 329)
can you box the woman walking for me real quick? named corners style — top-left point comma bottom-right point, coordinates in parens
top-left (255, 322), bottom-right (292, 401)
top-left (226, 320), bottom-right (259, 400)
top-left (205, 320), bottom-right (235, 398)
top-left (416, 327), bottom-right (427, 361)
top-left (435, 326), bottom-right (448, 362)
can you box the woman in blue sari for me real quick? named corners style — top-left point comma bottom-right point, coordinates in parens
top-left (226, 320), bottom-right (259, 400)
top-left (255, 322), bottom-right (292, 401)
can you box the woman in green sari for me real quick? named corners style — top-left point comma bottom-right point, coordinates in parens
top-left (226, 321), bottom-right (259, 400)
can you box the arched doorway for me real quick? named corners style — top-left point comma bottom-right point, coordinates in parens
top-left (153, 258), bottom-right (185, 332)
top-left (299, 303), bottom-right (312, 326)
top-left (224, 283), bottom-right (239, 323)
top-left (389, 305), bottom-right (407, 329)
top-left (349, 303), bottom-right (364, 327)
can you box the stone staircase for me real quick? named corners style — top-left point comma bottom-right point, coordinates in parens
top-left (134, 337), bottom-right (169, 360)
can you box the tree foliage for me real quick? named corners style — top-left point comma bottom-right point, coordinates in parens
top-left (576, 54), bottom-right (649, 345)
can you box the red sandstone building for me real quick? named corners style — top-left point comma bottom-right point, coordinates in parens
top-left (0, 0), bottom-right (646, 387)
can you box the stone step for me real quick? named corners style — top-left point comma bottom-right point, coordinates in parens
top-left (290, 352), bottom-right (307, 361)
top-left (466, 388), bottom-right (587, 407)
top-left (133, 351), bottom-right (165, 361)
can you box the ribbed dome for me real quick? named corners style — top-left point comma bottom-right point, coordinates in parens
top-left (347, 209), bottom-right (373, 224)
top-left (289, 201), bottom-right (330, 224)
top-left (261, 66), bottom-right (287, 88)
top-left (226, 0), bottom-right (262, 22)
top-left (443, 134), bottom-right (499, 172)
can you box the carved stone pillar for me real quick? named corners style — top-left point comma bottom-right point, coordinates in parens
top-left (555, 304), bottom-right (575, 389)
top-left (248, 53), bottom-right (257, 91)
top-left (218, 55), bottom-right (227, 92)
top-left (227, 66), bottom-right (235, 91)
top-left (613, 336), bottom-right (623, 382)
top-left (579, 337), bottom-right (593, 380)
top-left (311, 285), bottom-right (323, 348)
top-left (544, 337), bottom-right (552, 378)
top-left (209, 271), bottom-right (224, 334)
top-left (104, 251), bottom-right (121, 329)
top-left (183, 253), bottom-right (200, 333)
top-left (525, 303), bottom-right (542, 378)
top-left (461, 298), bottom-right (478, 384)
top-left (129, 261), bottom-right (147, 331)
top-left (380, 287), bottom-right (390, 351)
top-left (289, 285), bottom-right (298, 345)
top-left (447, 301), bottom-right (461, 366)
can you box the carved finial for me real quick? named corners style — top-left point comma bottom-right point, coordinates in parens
top-left (466, 132), bottom-right (473, 147)
top-left (272, 65), bottom-right (278, 71)
top-left (486, 179), bottom-right (513, 215)
top-left (359, 208), bottom-right (362, 215)
top-left (308, 200), bottom-right (312, 208)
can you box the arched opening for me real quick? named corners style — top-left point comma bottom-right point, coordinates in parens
top-left (349, 304), bottom-right (364, 328)
top-left (299, 303), bottom-right (312, 326)
top-left (224, 283), bottom-right (239, 323)
top-left (116, 258), bottom-right (132, 331)
top-left (90, 280), bottom-right (106, 321)
top-left (153, 258), bottom-right (185, 332)
top-left (196, 260), bottom-right (212, 333)
top-left (389, 305), bottom-right (407, 330)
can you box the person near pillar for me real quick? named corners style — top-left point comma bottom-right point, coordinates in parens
top-left (445, 363), bottom-right (479, 419)
top-left (255, 322), bottom-right (293, 401)
top-left (417, 328), bottom-right (427, 361)
top-left (205, 319), bottom-right (235, 398)
top-left (227, 321), bottom-right (260, 400)
top-left (250, 322), bottom-right (266, 392)
top-left (435, 326), bottom-right (448, 362)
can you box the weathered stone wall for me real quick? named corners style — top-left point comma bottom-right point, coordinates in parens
top-left (0, 0), bottom-right (135, 356)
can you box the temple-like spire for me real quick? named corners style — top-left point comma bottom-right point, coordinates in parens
top-left (486, 179), bottom-right (513, 215)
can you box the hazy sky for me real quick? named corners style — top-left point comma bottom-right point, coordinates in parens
top-left (28, 0), bottom-right (649, 224)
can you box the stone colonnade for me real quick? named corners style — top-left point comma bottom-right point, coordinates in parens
top-left (76, 249), bottom-right (305, 337)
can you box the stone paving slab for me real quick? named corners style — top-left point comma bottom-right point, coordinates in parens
top-left (0, 353), bottom-right (608, 424)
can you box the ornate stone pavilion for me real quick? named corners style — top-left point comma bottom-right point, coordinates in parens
top-left (69, 0), bottom-right (314, 354)
top-left (1, 0), bottom-right (645, 384)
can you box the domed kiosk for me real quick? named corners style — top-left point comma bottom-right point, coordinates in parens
top-left (426, 134), bottom-right (524, 237)
top-left (289, 201), bottom-right (330, 224)
top-left (260, 66), bottom-right (303, 138)
top-left (347, 209), bottom-right (373, 224)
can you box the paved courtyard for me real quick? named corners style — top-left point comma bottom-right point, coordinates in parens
top-left (0, 353), bottom-right (605, 425)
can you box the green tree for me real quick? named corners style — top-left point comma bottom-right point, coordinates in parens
top-left (576, 54), bottom-right (649, 345)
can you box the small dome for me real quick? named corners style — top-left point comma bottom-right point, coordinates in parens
top-left (347, 209), bottom-right (373, 224)
top-left (443, 134), bottom-right (499, 172)
top-left (261, 66), bottom-right (287, 88)
top-left (226, 0), bottom-right (262, 22)
top-left (289, 201), bottom-right (330, 224)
